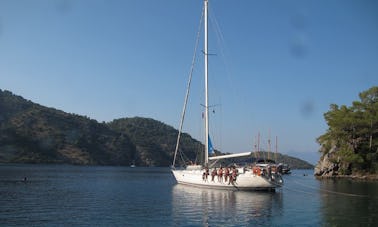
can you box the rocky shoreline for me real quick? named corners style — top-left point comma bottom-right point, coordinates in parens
top-left (314, 149), bottom-right (378, 181)
top-left (315, 174), bottom-right (378, 181)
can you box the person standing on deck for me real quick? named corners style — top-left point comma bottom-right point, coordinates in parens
top-left (224, 167), bottom-right (230, 182)
top-left (218, 167), bottom-right (223, 183)
top-left (211, 168), bottom-right (217, 182)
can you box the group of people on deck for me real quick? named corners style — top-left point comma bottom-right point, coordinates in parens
top-left (202, 166), bottom-right (239, 185)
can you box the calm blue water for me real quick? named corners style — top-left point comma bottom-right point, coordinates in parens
top-left (0, 164), bottom-right (377, 226)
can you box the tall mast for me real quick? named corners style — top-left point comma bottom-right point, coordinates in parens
top-left (268, 129), bottom-right (271, 160)
top-left (204, 0), bottom-right (209, 166)
top-left (275, 136), bottom-right (278, 163)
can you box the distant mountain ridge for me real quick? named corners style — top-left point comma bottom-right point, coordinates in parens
top-left (0, 89), bottom-right (136, 165)
top-left (0, 89), bottom-right (202, 166)
top-left (0, 89), bottom-right (313, 169)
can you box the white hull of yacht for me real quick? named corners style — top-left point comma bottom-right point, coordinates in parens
top-left (172, 168), bottom-right (282, 191)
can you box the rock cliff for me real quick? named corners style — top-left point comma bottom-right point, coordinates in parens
top-left (314, 147), bottom-right (340, 177)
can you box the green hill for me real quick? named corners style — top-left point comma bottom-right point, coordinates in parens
top-left (0, 89), bottom-right (136, 165)
top-left (0, 89), bottom-right (201, 166)
top-left (0, 89), bottom-right (313, 168)
top-left (108, 117), bottom-right (202, 166)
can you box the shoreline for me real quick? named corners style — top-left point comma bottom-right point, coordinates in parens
top-left (315, 174), bottom-right (378, 181)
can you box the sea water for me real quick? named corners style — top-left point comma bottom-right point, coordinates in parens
top-left (0, 164), bottom-right (377, 226)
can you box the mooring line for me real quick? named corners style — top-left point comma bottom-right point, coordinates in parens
top-left (284, 177), bottom-right (376, 198)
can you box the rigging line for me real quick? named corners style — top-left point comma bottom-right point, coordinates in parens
top-left (209, 6), bottom-right (255, 153)
top-left (209, 6), bottom-right (238, 101)
top-left (172, 3), bottom-right (205, 167)
top-left (207, 7), bottom-right (230, 154)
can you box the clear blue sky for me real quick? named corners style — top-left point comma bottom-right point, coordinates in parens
top-left (1, 0), bottom-right (377, 164)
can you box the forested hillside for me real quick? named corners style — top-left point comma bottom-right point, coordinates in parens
top-left (0, 90), bottom-right (136, 165)
top-left (0, 89), bottom-right (201, 166)
top-left (108, 117), bottom-right (203, 166)
top-left (1, 89), bottom-right (313, 168)
top-left (315, 86), bottom-right (378, 177)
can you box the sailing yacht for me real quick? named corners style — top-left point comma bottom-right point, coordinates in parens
top-left (171, 0), bottom-right (283, 191)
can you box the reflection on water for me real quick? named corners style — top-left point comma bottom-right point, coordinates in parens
top-left (319, 179), bottom-right (378, 226)
top-left (1, 166), bottom-right (377, 226)
top-left (172, 184), bottom-right (283, 226)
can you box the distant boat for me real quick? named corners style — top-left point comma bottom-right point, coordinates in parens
top-left (171, 0), bottom-right (283, 191)
top-left (130, 161), bottom-right (136, 168)
top-left (278, 163), bottom-right (291, 174)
